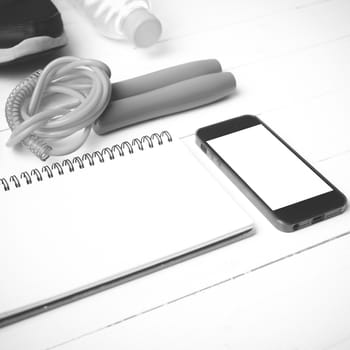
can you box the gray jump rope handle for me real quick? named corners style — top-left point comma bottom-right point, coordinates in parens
top-left (94, 71), bottom-right (236, 135)
top-left (110, 59), bottom-right (223, 101)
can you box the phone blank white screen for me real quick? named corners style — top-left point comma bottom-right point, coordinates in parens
top-left (208, 124), bottom-right (332, 210)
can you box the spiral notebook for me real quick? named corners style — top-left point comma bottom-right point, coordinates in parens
top-left (0, 131), bottom-right (254, 327)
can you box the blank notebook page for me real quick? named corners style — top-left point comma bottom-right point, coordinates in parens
top-left (0, 137), bottom-right (253, 316)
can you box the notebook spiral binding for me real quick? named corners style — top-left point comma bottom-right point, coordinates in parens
top-left (1, 131), bottom-right (172, 192)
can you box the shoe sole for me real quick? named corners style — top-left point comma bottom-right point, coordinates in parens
top-left (0, 33), bottom-right (67, 64)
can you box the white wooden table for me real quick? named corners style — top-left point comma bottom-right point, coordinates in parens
top-left (0, 0), bottom-right (349, 348)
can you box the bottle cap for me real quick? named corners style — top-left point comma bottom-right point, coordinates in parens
top-left (122, 8), bottom-right (162, 48)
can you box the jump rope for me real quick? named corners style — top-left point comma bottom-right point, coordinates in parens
top-left (5, 56), bottom-right (236, 160)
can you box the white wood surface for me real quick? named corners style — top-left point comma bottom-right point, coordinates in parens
top-left (0, 0), bottom-right (350, 348)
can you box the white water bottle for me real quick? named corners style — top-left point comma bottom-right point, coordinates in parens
top-left (73, 0), bottom-right (162, 47)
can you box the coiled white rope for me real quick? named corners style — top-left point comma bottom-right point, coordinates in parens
top-left (5, 56), bottom-right (112, 160)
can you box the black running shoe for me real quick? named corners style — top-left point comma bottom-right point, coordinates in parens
top-left (0, 0), bottom-right (67, 64)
